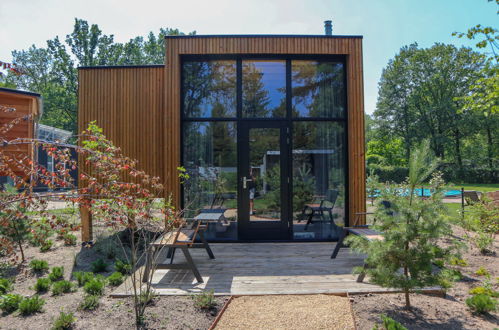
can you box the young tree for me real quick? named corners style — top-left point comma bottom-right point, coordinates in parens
top-left (347, 141), bottom-right (457, 308)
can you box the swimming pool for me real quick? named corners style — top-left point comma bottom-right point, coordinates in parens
top-left (369, 189), bottom-right (462, 198)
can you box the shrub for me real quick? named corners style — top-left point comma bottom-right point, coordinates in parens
top-left (191, 290), bottom-right (216, 310)
top-left (107, 272), bottom-right (124, 286)
top-left (367, 165), bottom-right (409, 183)
top-left (83, 277), bottom-right (105, 295)
top-left (475, 267), bottom-right (490, 277)
top-left (40, 239), bottom-right (53, 252)
top-left (0, 278), bottom-right (13, 294)
top-left (0, 293), bottom-right (23, 313)
top-left (52, 280), bottom-right (74, 295)
top-left (73, 271), bottom-right (93, 287)
top-left (63, 234), bottom-right (77, 246)
top-left (449, 257), bottom-right (467, 267)
top-left (33, 278), bottom-right (51, 293)
top-left (18, 295), bottom-right (45, 315)
top-left (29, 218), bottom-right (54, 247)
top-left (79, 294), bottom-right (100, 310)
top-left (441, 268), bottom-right (463, 281)
top-left (115, 259), bottom-right (131, 275)
top-left (48, 267), bottom-right (64, 282)
top-left (469, 286), bottom-right (499, 297)
top-left (466, 294), bottom-right (497, 314)
top-left (91, 259), bottom-right (108, 273)
top-left (52, 311), bottom-right (75, 330)
top-left (373, 314), bottom-right (408, 330)
top-left (475, 232), bottom-right (494, 254)
top-left (29, 259), bottom-right (49, 273)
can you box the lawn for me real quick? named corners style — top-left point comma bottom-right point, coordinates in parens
top-left (444, 183), bottom-right (499, 193)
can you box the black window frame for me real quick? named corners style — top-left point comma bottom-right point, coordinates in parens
top-left (180, 54), bottom-right (350, 240)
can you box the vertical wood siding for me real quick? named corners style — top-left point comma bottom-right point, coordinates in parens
top-left (78, 66), bottom-right (164, 185)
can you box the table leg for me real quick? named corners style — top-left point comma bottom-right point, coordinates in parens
top-left (331, 228), bottom-right (346, 259)
top-left (180, 246), bottom-right (203, 283)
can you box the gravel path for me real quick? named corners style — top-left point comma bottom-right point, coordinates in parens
top-left (215, 294), bottom-right (355, 330)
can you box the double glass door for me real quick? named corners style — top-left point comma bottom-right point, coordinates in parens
top-left (238, 121), bottom-right (291, 240)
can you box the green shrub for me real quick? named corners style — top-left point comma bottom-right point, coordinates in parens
top-left (48, 267), bottom-right (64, 282)
top-left (91, 259), bottom-right (108, 273)
top-left (107, 272), bottom-right (124, 286)
top-left (18, 295), bottom-right (45, 315)
top-left (0, 278), bottom-right (13, 294)
top-left (449, 257), bottom-right (467, 267)
top-left (0, 293), bottom-right (23, 313)
top-left (466, 294), bottom-right (497, 314)
top-left (52, 311), bottom-right (75, 330)
top-left (79, 294), bottom-right (100, 310)
top-left (139, 291), bottom-right (155, 305)
top-left (40, 239), bottom-right (53, 252)
top-left (73, 271), bottom-right (93, 287)
top-left (115, 259), bottom-right (131, 275)
top-left (469, 286), bottom-right (499, 298)
top-left (441, 268), bottom-right (463, 281)
top-left (191, 290), bottom-right (216, 309)
top-left (476, 232), bottom-right (494, 254)
top-left (28, 217), bottom-right (54, 247)
top-left (33, 278), bottom-right (51, 293)
top-left (63, 234), bottom-right (77, 246)
top-left (475, 267), bottom-right (490, 277)
top-left (52, 280), bottom-right (74, 295)
top-left (83, 277), bottom-right (105, 295)
top-left (373, 314), bottom-right (408, 330)
top-left (29, 259), bottom-right (49, 273)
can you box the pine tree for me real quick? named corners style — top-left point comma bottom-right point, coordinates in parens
top-left (347, 140), bottom-right (457, 308)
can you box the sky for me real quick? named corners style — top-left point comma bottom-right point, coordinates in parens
top-left (0, 0), bottom-right (497, 115)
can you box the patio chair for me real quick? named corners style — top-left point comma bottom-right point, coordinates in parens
top-left (300, 189), bottom-right (339, 230)
top-left (142, 221), bottom-right (215, 284)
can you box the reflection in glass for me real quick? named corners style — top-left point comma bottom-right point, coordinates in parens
top-left (292, 61), bottom-right (345, 118)
top-left (292, 122), bottom-right (346, 240)
top-left (182, 122), bottom-right (237, 240)
top-left (248, 128), bottom-right (281, 221)
top-left (183, 61), bottom-right (236, 118)
top-left (242, 60), bottom-right (286, 118)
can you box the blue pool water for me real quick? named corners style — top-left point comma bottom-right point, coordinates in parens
top-left (369, 189), bottom-right (462, 198)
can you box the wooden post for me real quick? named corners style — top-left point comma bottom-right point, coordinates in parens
top-left (80, 202), bottom-right (93, 245)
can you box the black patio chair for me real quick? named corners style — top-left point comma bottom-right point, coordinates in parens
top-left (300, 189), bottom-right (339, 230)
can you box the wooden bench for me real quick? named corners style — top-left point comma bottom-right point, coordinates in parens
top-left (142, 221), bottom-right (215, 283)
top-left (331, 212), bottom-right (383, 282)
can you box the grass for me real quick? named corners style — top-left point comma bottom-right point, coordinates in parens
top-left (444, 183), bottom-right (499, 193)
top-left (444, 203), bottom-right (462, 219)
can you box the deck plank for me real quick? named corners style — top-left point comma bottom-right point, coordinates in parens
top-left (111, 243), bottom-right (441, 296)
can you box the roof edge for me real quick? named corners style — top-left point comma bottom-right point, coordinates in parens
top-left (164, 34), bottom-right (363, 39)
top-left (78, 64), bottom-right (164, 70)
top-left (0, 87), bottom-right (41, 98)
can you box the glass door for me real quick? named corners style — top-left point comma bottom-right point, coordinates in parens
top-left (238, 121), bottom-right (291, 240)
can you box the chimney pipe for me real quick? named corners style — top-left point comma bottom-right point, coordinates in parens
top-left (324, 20), bottom-right (332, 35)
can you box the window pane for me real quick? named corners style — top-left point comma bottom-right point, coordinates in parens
top-left (242, 60), bottom-right (286, 118)
top-left (183, 122), bottom-right (238, 240)
top-left (292, 122), bottom-right (346, 240)
top-left (183, 61), bottom-right (236, 118)
top-left (292, 61), bottom-right (345, 118)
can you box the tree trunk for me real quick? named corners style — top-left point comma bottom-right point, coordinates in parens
top-left (454, 129), bottom-right (462, 169)
top-left (486, 126), bottom-right (494, 170)
top-left (404, 266), bottom-right (411, 309)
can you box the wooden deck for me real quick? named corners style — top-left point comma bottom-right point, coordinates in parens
top-left (112, 243), bottom-right (439, 296)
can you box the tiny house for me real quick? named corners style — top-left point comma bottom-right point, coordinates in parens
top-left (0, 87), bottom-right (42, 178)
top-left (78, 28), bottom-right (366, 243)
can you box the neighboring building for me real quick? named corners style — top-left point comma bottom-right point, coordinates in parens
top-left (0, 87), bottom-right (42, 178)
top-left (78, 25), bottom-right (366, 242)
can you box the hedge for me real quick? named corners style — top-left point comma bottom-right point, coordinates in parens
top-left (367, 165), bottom-right (498, 184)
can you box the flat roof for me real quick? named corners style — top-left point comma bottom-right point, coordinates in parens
top-left (165, 34), bottom-right (363, 39)
top-left (0, 87), bottom-right (41, 98)
top-left (78, 64), bottom-right (164, 70)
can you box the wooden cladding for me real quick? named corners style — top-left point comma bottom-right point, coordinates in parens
top-left (0, 90), bottom-right (40, 175)
top-left (78, 66), bottom-right (165, 185)
top-left (78, 36), bottom-right (366, 226)
top-left (164, 36), bottom-right (366, 224)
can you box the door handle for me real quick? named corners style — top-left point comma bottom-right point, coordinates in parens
top-left (242, 176), bottom-right (253, 189)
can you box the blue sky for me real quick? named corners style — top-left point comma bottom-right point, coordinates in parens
top-left (0, 0), bottom-right (497, 114)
